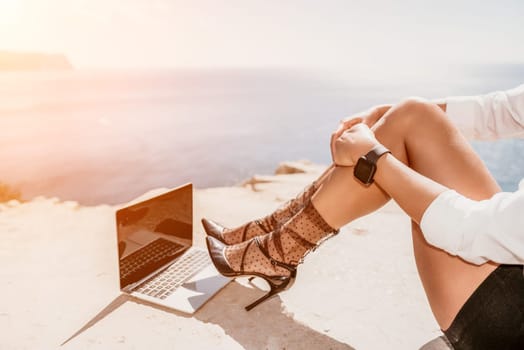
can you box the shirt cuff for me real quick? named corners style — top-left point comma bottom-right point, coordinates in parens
top-left (444, 96), bottom-right (479, 140)
top-left (420, 189), bottom-right (474, 256)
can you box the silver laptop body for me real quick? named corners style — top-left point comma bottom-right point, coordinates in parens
top-left (115, 183), bottom-right (229, 314)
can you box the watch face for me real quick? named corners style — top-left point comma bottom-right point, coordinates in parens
top-left (354, 157), bottom-right (376, 185)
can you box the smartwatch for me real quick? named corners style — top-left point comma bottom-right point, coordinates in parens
top-left (353, 145), bottom-right (391, 185)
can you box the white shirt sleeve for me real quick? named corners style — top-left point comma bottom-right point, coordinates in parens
top-left (420, 189), bottom-right (524, 265)
top-left (445, 84), bottom-right (524, 140)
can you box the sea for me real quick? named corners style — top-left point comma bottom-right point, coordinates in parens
top-left (0, 66), bottom-right (523, 205)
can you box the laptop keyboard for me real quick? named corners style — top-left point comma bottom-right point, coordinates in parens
top-left (135, 249), bottom-right (211, 299)
top-left (120, 238), bottom-right (185, 286)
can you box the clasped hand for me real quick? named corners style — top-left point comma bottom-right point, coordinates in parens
top-left (330, 119), bottom-right (380, 167)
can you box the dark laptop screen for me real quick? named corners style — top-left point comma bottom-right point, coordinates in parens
top-left (115, 184), bottom-right (193, 290)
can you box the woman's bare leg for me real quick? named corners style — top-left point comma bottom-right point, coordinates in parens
top-left (312, 99), bottom-right (500, 330)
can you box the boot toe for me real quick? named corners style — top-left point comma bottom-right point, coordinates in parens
top-left (206, 236), bottom-right (235, 276)
top-left (201, 218), bottom-right (228, 242)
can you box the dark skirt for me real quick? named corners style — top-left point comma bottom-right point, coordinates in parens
top-left (443, 264), bottom-right (524, 350)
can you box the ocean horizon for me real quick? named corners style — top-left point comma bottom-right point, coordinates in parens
top-left (0, 66), bottom-right (523, 205)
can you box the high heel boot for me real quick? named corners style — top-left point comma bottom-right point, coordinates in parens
top-left (202, 181), bottom-right (319, 245)
top-left (206, 200), bottom-right (338, 311)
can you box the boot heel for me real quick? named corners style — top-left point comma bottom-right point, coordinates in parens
top-left (205, 234), bottom-right (304, 311)
top-left (245, 288), bottom-right (279, 311)
top-left (244, 273), bottom-right (296, 311)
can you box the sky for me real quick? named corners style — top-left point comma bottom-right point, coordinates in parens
top-left (0, 0), bottom-right (523, 72)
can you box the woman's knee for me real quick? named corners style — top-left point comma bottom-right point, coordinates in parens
top-left (374, 98), bottom-right (454, 164)
top-left (377, 97), bottom-right (454, 143)
top-left (385, 98), bottom-right (443, 127)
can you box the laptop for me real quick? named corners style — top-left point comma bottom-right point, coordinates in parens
top-left (115, 183), bottom-right (229, 314)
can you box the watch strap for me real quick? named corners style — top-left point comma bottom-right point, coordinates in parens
top-left (365, 145), bottom-right (391, 164)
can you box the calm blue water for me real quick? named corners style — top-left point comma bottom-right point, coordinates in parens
top-left (0, 67), bottom-right (523, 204)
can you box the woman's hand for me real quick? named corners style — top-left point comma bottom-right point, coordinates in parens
top-left (340, 104), bottom-right (391, 131)
top-left (331, 123), bottom-right (381, 166)
top-left (330, 105), bottom-right (391, 158)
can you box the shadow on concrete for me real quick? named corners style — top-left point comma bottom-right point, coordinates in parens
top-left (62, 280), bottom-right (354, 349)
top-left (195, 281), bottom-right (355, 350)
top-left (61, 293), bottom-right (129, 346)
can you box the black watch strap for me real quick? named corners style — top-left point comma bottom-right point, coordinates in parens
top-left (365, 145), bottom-right (391, 164)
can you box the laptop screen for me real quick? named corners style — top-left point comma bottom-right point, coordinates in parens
top-left (115, 183), bottom-right (193, 290)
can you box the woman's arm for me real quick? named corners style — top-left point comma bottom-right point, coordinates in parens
top-left (374, 153), bottom-right (446, 225)
top-left (355, 83), bottom-right (524, 141)
top-left (335, 123), bottom-right (524, 265)
top-left (332, 123), bottom-right (449, 224)
top-left (333, 102), bottom-right (446, 151)
top-left (444, 84), bottom-right (524, 140)
top-left (374, 153), bottom-right (524, 265)
top-left (337, 84), bottom-right (524, 148)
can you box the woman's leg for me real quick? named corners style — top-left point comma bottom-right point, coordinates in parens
top-left (312, 99), bottom-right (500, 330)
top-left (202, 165), bottom-right (336, 244)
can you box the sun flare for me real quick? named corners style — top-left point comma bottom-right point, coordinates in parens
top-left (0, 0), bottom-right (22, 23)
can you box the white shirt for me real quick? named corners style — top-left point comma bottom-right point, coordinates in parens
top-left (420, 84), bottom-right (524, 265)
